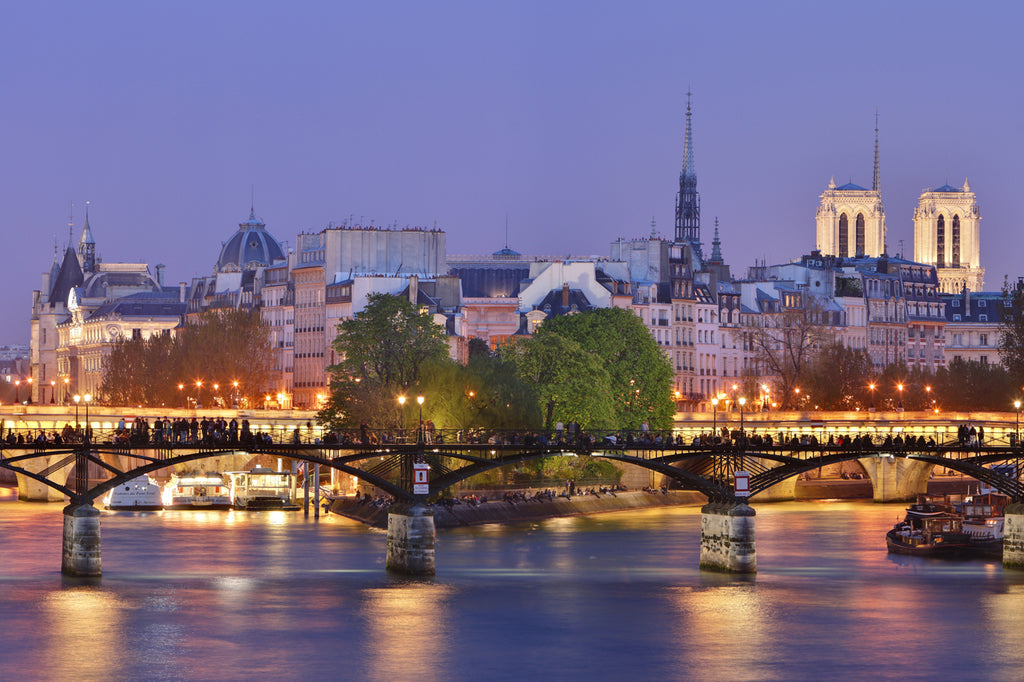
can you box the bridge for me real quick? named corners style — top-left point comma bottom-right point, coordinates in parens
top-left (4, 421), bottom-right (1024, 578)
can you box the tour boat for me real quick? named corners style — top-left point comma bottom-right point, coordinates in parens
top-left (163, 472), bottom-right (232, 510)
top-left (960, 492), bottom-right (1009, 559)
top-left (225, 467), bottom-right (300, 510)
top-left (104, 475), bottom-right (164, 511)
top-left (885, 496), bottom-right (973, 558)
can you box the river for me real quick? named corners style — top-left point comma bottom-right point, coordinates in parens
top-left (2, 496), bottom-right (1023, 681)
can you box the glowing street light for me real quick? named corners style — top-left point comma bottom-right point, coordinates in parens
top-left (711, 396), bottom-right (720, 441)
top-left (417, 395), bottom-right (425, 444)
top-left (73, 394), bottom-right (81, 430)
top-left (49, 379), bottom-right (56, 404)
top-left (1015, 400), bottom-right (1021, 445)
top-left (83, 393), bottom-right (92, 442)
top-left (178, 383), bottom-right (185, 409)
top-left (14, 379), bottom-right (20, 404)
top-left (63, 377), bottom-right (69, 404)
top-left (738, 396), bottom-right (747, 437)
top-left (868, 383), bottom-right (876, 411)
top-left (897, 383), bottom-right (904, 411)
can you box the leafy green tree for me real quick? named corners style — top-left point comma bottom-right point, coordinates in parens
top-left (503, 330), bottom-right (616, 429)
top-left (933, 358), bottom-right (1013, 411)
top-left (539, 308), bottom-right (675, 429)
top-left (319, 293), bottom-right (449, 429)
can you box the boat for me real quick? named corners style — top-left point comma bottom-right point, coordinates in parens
top-left (960, 492), bottom-right (1010, 559)
top-left (885, 496), bottom-right (973, 558)
top-left (104, 475), bottom-right (164, 511)
top-left (163, 472), bottom-right (232, 510)
top-left (225, 467), bottom-right (300, 510)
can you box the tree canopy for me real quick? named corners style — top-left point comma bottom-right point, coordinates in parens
top-left (100, 308), bottom-right (275, 407)
top-left (318, 293), bottom-right (450, 430)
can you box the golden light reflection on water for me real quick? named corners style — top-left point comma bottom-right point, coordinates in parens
top-left (670, 581), bottom-right (771, 675)
top-left (362, 583), bottom-right (451, 678)
top-left (44, 588), bottom-right (124, 681)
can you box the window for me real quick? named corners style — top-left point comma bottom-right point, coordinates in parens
top-left (952, 299), bottom-right (960, 307)
top-left (979, 300), bottom-right (987, 307)
top-left (980, 315), bottom-right (988, 322)
top-left (980, 334), bottom-right (988, 346)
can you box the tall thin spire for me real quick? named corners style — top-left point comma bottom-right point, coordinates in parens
top-left (872, 109), bottom-right (880, 194)
top-left (674, 90), bottom-right (701, 245)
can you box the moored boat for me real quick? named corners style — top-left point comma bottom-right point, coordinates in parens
top-left (225, 467), bottom-right (300, 511)
top-left (886, 496), bottom-right (972, 558)
top-left (104, 475), bottom-right (164, 511)
top-left (961, 492), bottom-right (1009, 559)
top-left (164, 472), bottom-right (232, 510)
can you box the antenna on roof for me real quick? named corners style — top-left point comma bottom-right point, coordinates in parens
top-left (873, 109), bottom-right (881, 194)
top-left (251, 184), bottom-right (255, 213)
top-left (67, 200), bottom-right (74, 247)
top-left (505, 212), bottom-right (510, 249)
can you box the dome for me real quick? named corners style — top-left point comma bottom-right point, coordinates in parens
top-left (216, 209), bottom-right (286, 273)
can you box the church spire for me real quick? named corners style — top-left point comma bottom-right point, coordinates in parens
top-left (78, 201), bottom-right (96, 273)
top-left (872, 109), bottom-right (881, 194)
top-left (709, 218), bottom-right (724, 264)
top-left (674, 90), bottom-right (701, 245)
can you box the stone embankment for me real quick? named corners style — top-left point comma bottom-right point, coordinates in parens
top-left (330, 490), bottom-right (707, 529)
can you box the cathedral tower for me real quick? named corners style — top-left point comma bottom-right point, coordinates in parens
top-left (674, 93), bottom-right (700, 246)
top-left (815, 117), bottom-right (886, 258)
top-left (913, 179), bottom-right (983, 293)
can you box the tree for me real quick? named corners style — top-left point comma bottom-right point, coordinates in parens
top-left (539, 308), bottom-right (675, 429)
top-left (803, 342), bottom-right (873, 410)
top-left (746, 295), bottom-right (837, 408)
top-left (99, 309), bottom-right (274, 407)
top-left (319, 293), bottom-right (449, 429)
top-left (502, 331), bottom-right (616, 429)
top-left (999, 277), bottom-right (1024, 386)
top-left (933, 358), bottom-right (1013, 411)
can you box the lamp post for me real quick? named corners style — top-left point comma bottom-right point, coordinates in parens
top-left (73, 394), bottom-right (81, 431)
top-left (398, 395), bottom-right (407, 440)
top-left (711, 396), bottom-right (719, 442)
top-left (83, 393), bottom-right (92, 442)
top-left (738, 396), bottom-right (747, 438)
top-left (26, 377), bottom-right (32, 404)
top-left (63, 377), bottom-right (69, 404)
top-left (213, 383), bottom-right (219, 407)
top-left (49, 380), bottom-right (56, 404)
top-left (794, 386), bottom-right (801, 410)
top-left (233, 381), bottom-right (240, 408)
top-left (195, 380), bottom-right (202, 409)
top-left (416, 395), bottom-right (425, 444)
top-left (178, 383), bottom-right (185, 409)
top-left (897, 383), bottom-right (904, 411)
top-left (868, 383), bottom-right (876, 412)
top-left (14, 379), bottom-right (20, 404)
top-left (1015, 400), bottom-right (1021, 446)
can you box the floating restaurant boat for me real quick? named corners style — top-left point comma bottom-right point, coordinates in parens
top-left (164, 472), bottom-right (232, 510)
top-left (225, 467), bottom-right (300, 511)
top-left (960, 492), bottom-right (1009, 559)
top-left (104, 475), bottom-right (164, 511)
top-left (886, 496), bottom-right (972, 558)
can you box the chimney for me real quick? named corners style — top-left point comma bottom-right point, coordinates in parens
top-left (561, 282), bottom-right (570, 308)
top-left (964, 288), bottom-right (971, 317)
top-left (179, 282), bottom-right (187, 303)
top-left (155, 263), bottom-right (165, 287)
top-left (409, 274), bottom-right (419, 306)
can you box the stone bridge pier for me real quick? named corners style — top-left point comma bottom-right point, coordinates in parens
top-left (62, 502), bottom-right (101, 577)
top-left (386, 503), bottom-right (435, 575)
top-left (699, 501), bottom-right (756, 573)
top-left (860, 454), bottom-right (931, 502)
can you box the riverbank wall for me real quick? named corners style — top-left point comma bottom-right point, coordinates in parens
top-left (330, 490), bottom-right (707, 529)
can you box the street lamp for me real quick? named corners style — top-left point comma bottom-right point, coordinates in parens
top-left (73, 394), bottom-right (81, 431)
top-left (711, 396), bottom-right (719, 441)
top-left (83, 393), bottom-right (92, 442)
top-left (738, 396), bottom-right (747, 437)
top-left (26, 377), bottom-right (32, 404)
top-left (178, 383), bottom-right (185, 409)
top-left (868, 383), bottom-right (876, 411)
top-left (195, 380), bottom-right (203, 408)
top-left (398, 396), bottom-right (407, 438)
top-left (49, 380), bottom-right (56, 404)
top-left (1015, 400), bottom-right (1021, 445)
top-left (416, 395), bottom-right (425, 444)
top-left (897, 383), bottom-right (904, 411)
top-left (794, 386), bottom-right (801, 410)
top-left (233, 381), bottom-right (240, 407)
top-left (14, 379), bottom-right (20, 404)
top-left (63, 377), bottom-right (69, 404)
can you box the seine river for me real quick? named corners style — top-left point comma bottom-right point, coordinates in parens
top-left (2, 495), bottom-right (1024, 681)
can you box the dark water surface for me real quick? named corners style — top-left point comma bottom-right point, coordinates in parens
top-left (2, 497), bottom-right (1023, 681)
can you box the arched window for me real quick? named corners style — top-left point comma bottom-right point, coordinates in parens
top-left (936, 216), bottom-right (945, 267)
top-left (838, 213), bottom-right (849, 256)
top-left (856, 213), bottom-right (866, 255)
top-left (951, 215), bottom-right (961, 266)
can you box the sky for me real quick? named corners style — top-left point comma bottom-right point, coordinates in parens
top-left (2, 1), bottom-right (1022, 346)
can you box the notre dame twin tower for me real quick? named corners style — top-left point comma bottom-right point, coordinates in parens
top-left (814, 122), bottom-right (983, 294)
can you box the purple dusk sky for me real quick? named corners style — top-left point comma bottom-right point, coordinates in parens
top-left (2, 2), bottom-right (1021, 347)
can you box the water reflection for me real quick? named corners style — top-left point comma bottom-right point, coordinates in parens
top-left (361, 583), bottom-right (451, 679)
top-left (44, 588), bottom-right (123, 681)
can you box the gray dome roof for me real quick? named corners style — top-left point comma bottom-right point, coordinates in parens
top-left (216, 209), bottom-right (286, 272)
